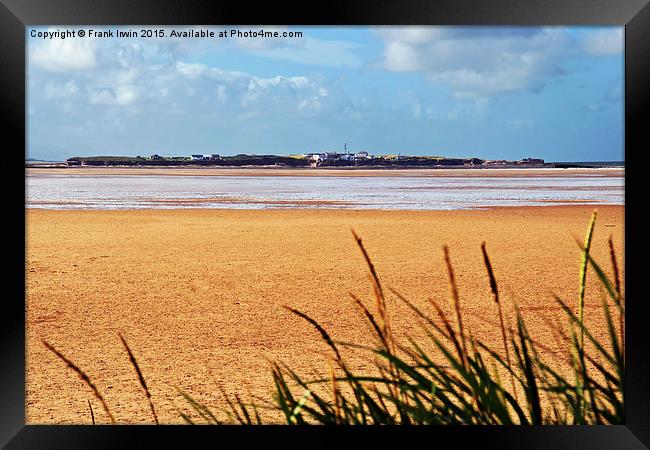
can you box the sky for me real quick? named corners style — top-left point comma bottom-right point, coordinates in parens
top-left (27, 26), bottom-right (624, 162)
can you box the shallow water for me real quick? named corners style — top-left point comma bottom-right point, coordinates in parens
top-left (26, 171), bottom-right (624, 210)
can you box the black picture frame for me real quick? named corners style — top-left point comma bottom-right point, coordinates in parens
top-left (4, 0), bottom-right (648, 447)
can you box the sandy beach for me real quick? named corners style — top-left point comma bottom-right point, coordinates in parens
top-left (26, 205), bottom-right (624, 424)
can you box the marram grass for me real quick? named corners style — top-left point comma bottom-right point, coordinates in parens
top-left (43, 211), bottom-right (624, 425)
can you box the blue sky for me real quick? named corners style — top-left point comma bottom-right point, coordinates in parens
top-left (27, 26), bottom-right (624, 161)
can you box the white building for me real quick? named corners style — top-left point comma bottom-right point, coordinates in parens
top-left (303, 152), bottom-right (332, 162)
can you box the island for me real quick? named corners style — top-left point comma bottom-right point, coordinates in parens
top-left (29, 152), bottom-right (558, 168)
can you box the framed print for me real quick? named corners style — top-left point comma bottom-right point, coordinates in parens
top-left (3, 0), bottom-right (649, 447)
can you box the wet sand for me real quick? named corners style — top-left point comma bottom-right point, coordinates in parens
top-left (26, 205), bottom-right (624, 424)
top-left (26, 166), bottom-right (624, 178)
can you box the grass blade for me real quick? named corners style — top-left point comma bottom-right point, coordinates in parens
top-left (42, 340), bottom-right (115, 424)
top-left (118, 333), bottom-right (159, 424)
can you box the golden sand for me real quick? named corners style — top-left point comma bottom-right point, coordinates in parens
top-left (26, 205), bottom-right (624, 424)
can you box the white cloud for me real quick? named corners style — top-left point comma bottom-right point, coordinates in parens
top-left (376, 27), bottom-right (574, 97)
top-left (583, 28), bottom-right (623, 56)
top-left (31, 34), bottom-right (97, 72)
top-left (239, 74), bottom-right (326, 113)
top-left (176, 61), bottom-right (208, 78)
top-left (36, 46), bottom-right (334, 115)
top-left (88, 85), bottom-right (139, 106)
top-left (384, 41), bottom-right (424, 71)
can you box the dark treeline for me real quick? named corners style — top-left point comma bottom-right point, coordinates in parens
top-left (64, 155), bottom-right (496, 168)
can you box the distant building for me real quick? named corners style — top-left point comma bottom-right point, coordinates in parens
top-left (301, 151), bottom-right (377, 163)
top-left (190, 154), bottom-right (204, 161)
top-left (150, 154), bottom-right (162, 160)
top-left (303, 152), bottom-right (337, 162)
top-left (204, 153), bottom-right (221, 160)
top-left (519, 158), bottom-right (545, 165)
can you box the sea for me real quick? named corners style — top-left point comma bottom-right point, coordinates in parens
top-left (25, 168), bottom-right (625, 210)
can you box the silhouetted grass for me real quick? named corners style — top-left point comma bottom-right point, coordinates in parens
top-left (87, 399), bottom-right (95, 425)
top-left (44, 211), bottom-right (624, 425)
top-left (42, 341), bottom-right (115, 424)
top-left (244, 211), bottom-right (624, 425)
top-left (118, 333), bottom-right (159, 424)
